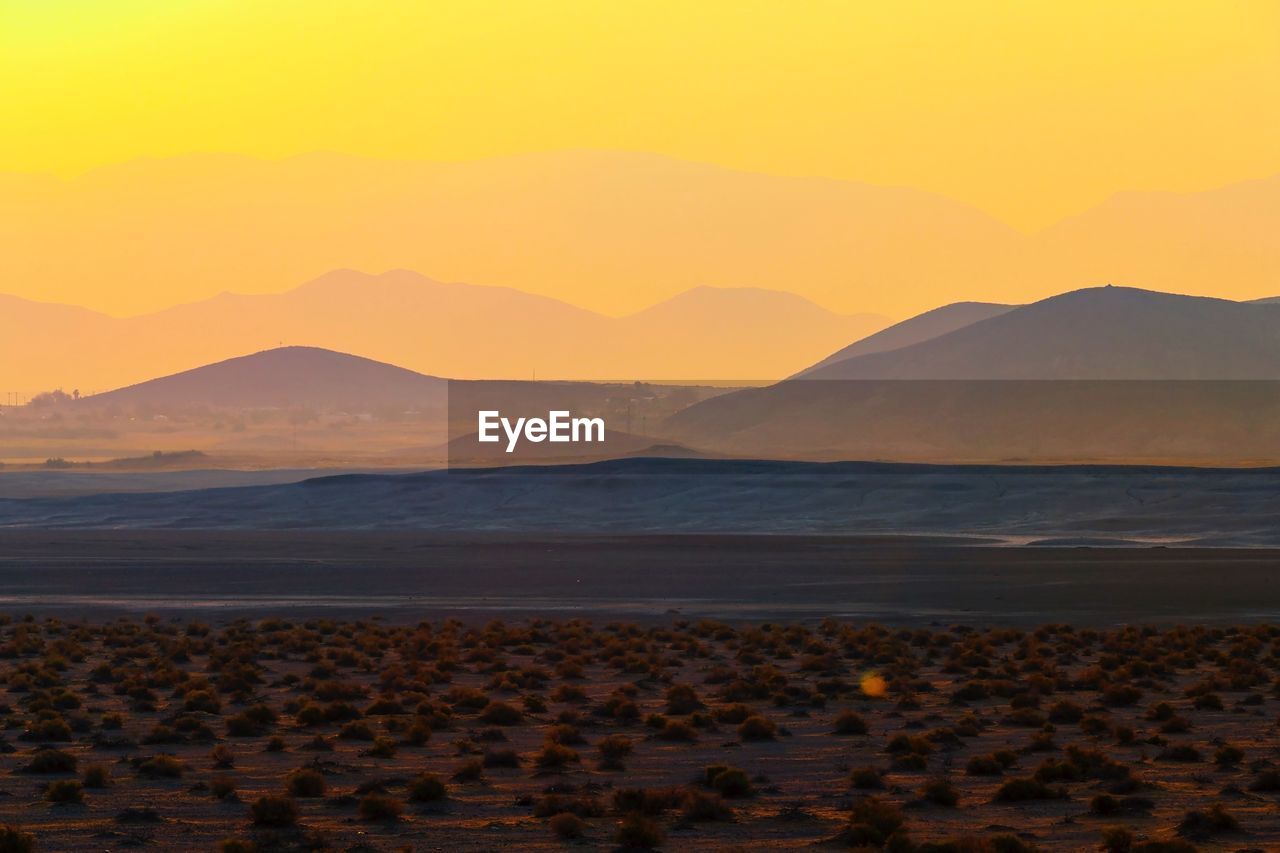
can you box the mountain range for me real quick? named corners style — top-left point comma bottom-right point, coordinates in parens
top-left (0, 270), bottom-right (885, 392)
top-left (666, 287), bottom-right (1280, 463)
top-left (5, 150), bottom-right (1280, 323)
top-left (802, 286), bottom-right (1280, 379)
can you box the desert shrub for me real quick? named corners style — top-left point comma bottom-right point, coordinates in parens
top-left (286, 768), bottom-right (326, 797)
top-left (1157, 745), bottom-right (1202, 763)
top-left (210, 775), bottom-right (237, 799)
top-left (656, 719), bottom-right (697, 742)
top-left (615, 812), bottom-right (663, 849)
top-left (224, 713), bottom-right (265, 737)
top-left (683, 789), bottom-right (732, 821)
top-left (365, 736), bottom-right (396, 758)
top-left (45, 779), bottom-right (84, 803)
top-left (23, 715), bottom-right (72, 741)
top-left (358, 793), bottom-right (402, 821)
top-left (217, 840), bottom-right (257, 853)
top-left (851, 766), bottom-right (886, 789)
top-left (1213, 744), bottom-right (1243, 766)
top-left (892, 752), bottom-right (929, 770)
top-left (549, 811), bottom-right (586, 839)
top-left (23, 748), bottom-right (76, 774)
top-left (482, 748), bottom-right (521, 768)
top-left (966, 754), bottom-right (1006, 775)
top-left (1176, 803), bottom-right (1238, 839)
top-left (1100, 825), bottom-right (1133, 852)
top-left (921, 776), bottom-right (959, 806)
top-left (364, 697), bottom-right (404, 715)
top-left (886, 733), bottom-right (933, 755)
top-left (995, 777), bottom-right (1066, 802)
top-left (264, 735), bottom-right (286, 752)
top-left (1192, 691), bottom-right (1224, 710)
top-left (840, 797), bottom-right (905, 847)
top-left (479, 700), bottom-right (522, 725)
top-left (707, 766), bottom-right (752, 797)
top-left (452, 758), bottom-right (484, 781)
top-left (1103, 685), bottom-right (1142, 707)
top-left (409, 772), bottom-right (447, 802)
top-left (337, 720), bottom-right (375, 740)
top-left (83, 764), bottom-right (111, 788)
top-left (1250, 769), bottom-right (1280, 791)
top-left (210, 744), bottom-right (235, 768)
top-left (0, 825), bottom-right (34, 853)
top-left (1006, 707), bottom-right (1047, 727)
top-left (535, 793), bottom-right (605, 818)
top-left (136, 754), bottom-right (185, 778)
top-left (402, 719), bottom-right (432, 746)
top-left (546, 724), bottom-right (584, 745)
top-left (183, 690), bottom-right (221, 714)
top-left (737, 714), bottom-right (776, 741)
top-left (250, 795), bottom-right (298, 827)
top-left (549, 682), bottom-right (589, 704)
top-left (612, 787), bottom-right (680, 815)
top-left (664, 684), bottom-right (703, 715)
top-left (713, 702), bottom-right (751, 724)
top-left (834, 709), bottom-right (869, 735)
top-left (535, 742), bottom-right (580, 769)
top-left (597, 734), bottom-right (634, 761)
top-left (1081, 715), bottom-right (1111, 735)
top-left (1047, 700), bottom-right (1083, 723)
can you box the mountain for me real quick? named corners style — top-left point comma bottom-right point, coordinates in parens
top-left (0, 150), bottom-right (1023, 319)
top-left (6, 152), bottom-right (1280, 329)
top-left (796, 301), bottom-right (1014, 376)
top-left (802, 286), bottom-right (1280, 379)
top-left (0, 295), bottom-right (118, 396)
top-left (662, 287), bottom-right (1280, 463)
top-left (86, 346), bottom-right (446, 411)
top-left (0, 270), bottom-right (887, 392)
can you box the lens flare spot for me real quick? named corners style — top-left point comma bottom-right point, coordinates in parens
top-left (860, 671), bottom-right (887, 698)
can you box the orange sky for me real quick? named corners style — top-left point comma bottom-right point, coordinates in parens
top-left (2, 0), bottom-right (1279, 316)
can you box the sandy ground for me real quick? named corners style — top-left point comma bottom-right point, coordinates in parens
top-left (1, 531), bottom-right (1280, 626)
top-left (6, 459), bottom-right (1280, 547)
top-left (0, 614), bottom-right (1277, 851)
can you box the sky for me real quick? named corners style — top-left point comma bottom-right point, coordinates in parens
top-left (3, 0), bottom-right (1278, 231)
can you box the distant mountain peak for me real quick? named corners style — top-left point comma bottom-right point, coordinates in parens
top-left (802, 284), bottom-right (1280, 380)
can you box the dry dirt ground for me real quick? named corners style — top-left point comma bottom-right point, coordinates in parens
top-left (0, 616), bottom-right (1277, 852)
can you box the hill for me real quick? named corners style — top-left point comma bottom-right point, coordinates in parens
top-left (796, 301), bottom-right (1013, 376)
top-left (0, 270), bottom-right (887, 391)
top-left (802, 286), bottom-right (1280, 379)
top-left (85, 346), bottom-right (446, 411)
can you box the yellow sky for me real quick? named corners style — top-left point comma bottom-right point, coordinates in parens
top-left (3, 0), bottom-right (1279, 231)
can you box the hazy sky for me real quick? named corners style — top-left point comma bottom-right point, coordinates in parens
top-left (4, 0), bottom-right (1279, 230)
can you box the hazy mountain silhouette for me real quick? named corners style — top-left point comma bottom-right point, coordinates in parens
top-left (86, 346), bottom-right (445, 411)
top-left (0, 270), bottom-right (886, 391)
top-left (802, 286), bottom-right (1280, 379)
top-left (6, 151), bottom-right (1280, 330)
top-left (796, 301), bottom-right (1014, 376)
top-left (664, 286), bottom-right (1280, 463)
top-left (0, 151), bottom-right (1017, 319)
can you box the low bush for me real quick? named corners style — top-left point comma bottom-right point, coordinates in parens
top-left (250, 795), bottom-right (298, 828)
top-left (45, 779), bottom-right (84, 804)
top-left (358, 793), bottom-right (403, 821)
top-left (286, 768), bottom-right (326, 798)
